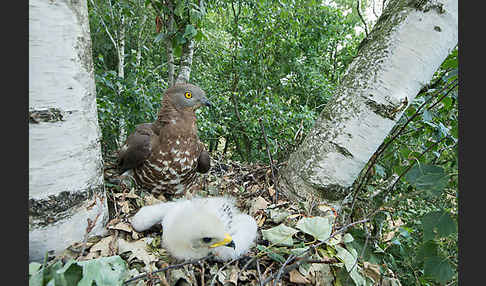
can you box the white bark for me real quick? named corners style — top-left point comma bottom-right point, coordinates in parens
top-left (117, 14), bottom-right (127, 145)
top-left (175, 40), bottom-right (195, 84)
top-left (278, 0), bottom-right (458, 206)
top-left (29, 0), bottom-right (108, 261)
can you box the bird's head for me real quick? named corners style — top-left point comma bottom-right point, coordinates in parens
top-left (162, 205), bottom-right (235, 260)
top-left (164, 83), bottom-right (212, 112)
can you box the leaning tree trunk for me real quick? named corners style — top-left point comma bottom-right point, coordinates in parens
top-left (29, 0), bottom-right (108, 262)
top-left (277, 0), bottom-right (458, 208)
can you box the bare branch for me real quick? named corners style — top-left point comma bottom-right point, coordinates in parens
top-left (89, 0), bottom-right (118, 50)
top-left (123, 255), bottom-right (213, 285)
top-left (348, 79), bottom-right (458, 221)
top-left (259, 118), bottom-right (278, 202)
top-left (356, 0), bottom-right (369, 37)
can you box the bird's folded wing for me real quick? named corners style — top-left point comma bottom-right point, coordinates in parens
top-left (196, 149), bottom-right (210, 173)
top-left (130, 202), bottom-right (175, 232)
top-left (117, 123), bottom-right (155, 173)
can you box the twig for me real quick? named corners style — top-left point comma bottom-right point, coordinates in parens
top-left (123, 255), bottom-right (213, 285)
top-left (259, 118), bottom-right (278, 202)
top-left (256, 259), bottom-right (263, 286)
top-left (366, 136), bottom-right (447, 219)
top-left (79, 204), bottom-right (102, 257)
top-left (348, 79), bottom-right (458, 221)
top-left (209, 257), bottom-right (241, 286)
top-left (273, 254), bottom-right (295, 286)
top-left (260, 218), bottom-right (370, 285)
top-left (356, 0), bottom-right (369, 37)
top-left (199, 261), bottom-right (205, 286)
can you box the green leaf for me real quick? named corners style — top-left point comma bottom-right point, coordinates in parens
top-left (29, 262), bottom-right (42, 277)
top-left (183, 24), bottom-right (197, 39)
top-left (256, 245), bottom-right (286, 263)
top-left (335, 245), bottom-right (367, 285)
top-left (375, 164), bottom-right (385, 177)
top-left (77, 256), bottom-right (129, 286)
top-left (422, 211), bottom-right (456, 241)
top-left (335, 245), bottom-right (357, 273)
top-left (261, 224), bottom-right (299, 246)
top-left (342, 233), bottom-right (354, 243)
top-left (55, 260), bottom-right (83, 286)
top-left (194, 29), bottom-right (206, 41)
top-left (422, 109), bottom-right (433, 122)
top-left (290, 247), bottom-right (310, 257)
top-left (424, 256), bottom-right (455, 284)
top-left (416, 240), bottom-right (438, 262)
top-left (404, 164), bottom-right (448, 196)
top-left (295, 216), bottom-right (332, 242)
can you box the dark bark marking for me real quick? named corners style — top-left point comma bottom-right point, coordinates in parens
top-left (29, 184), bottom-right (104, 228)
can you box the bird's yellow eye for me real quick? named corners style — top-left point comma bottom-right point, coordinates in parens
top-left (185, 92), bottom-right (192, 99)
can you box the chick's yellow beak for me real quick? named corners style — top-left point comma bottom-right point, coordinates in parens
top-left (209, 233), bottom-right (233, 248)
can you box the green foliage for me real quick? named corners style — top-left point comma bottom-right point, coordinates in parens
top-left (405, 164), bottom-right (449, 197)
top-left (94, 54), bottom-right (165, 153)
top-left (28, 256), bottom-right (129, 286)
top-left (87, 0), bottom-right (458, 284)
top-left (89, 0), bottom-right (362, 160)
top-left (295, 216), bottom-right (333, 242)
top-left (349, 47), bottom-right (458, 285)
top-left (192, 0), bottom-right (362, 161)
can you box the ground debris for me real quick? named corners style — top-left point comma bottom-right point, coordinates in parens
top-left (50, 155), bottom-right (385, 285)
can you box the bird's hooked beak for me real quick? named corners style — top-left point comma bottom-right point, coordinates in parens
top-left (201, 95), bottom-right (212, 107)
top-left (209, 233), bottom-right (235, 249)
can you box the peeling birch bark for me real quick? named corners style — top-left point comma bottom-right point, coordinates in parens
top-left (175, 39), bottom-right (195, 84)
top-left (29, 0), bottom-right (108, 261)
top-left (117, 14), bottom-right (127, 145)
top-left (277, 0), bottom-right (458, 208)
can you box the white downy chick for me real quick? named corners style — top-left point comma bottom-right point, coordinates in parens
top-left (130, 196), bottom-right (257, 261)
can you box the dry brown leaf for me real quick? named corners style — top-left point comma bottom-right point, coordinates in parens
top-left (256, 214), bottom-right (266, 227)
top-left (289, 269), bottom-right (310, 284)
top-left (268, 185), bottom-right (275, 197)
top-left (248, 184), bottom-right (260, 194)
top-left (224, 265), bottom-right (239, 285)
top-left (249, 196), bottom-right (269, 216)
top-left (108, 221), bottom-right (133, 233)
top-left (119, 200), bottom-right (131, 214)
top-left (118, 237), bottom-right (158, 267)
top-left (384, 218), bottom-right (404, 241)
top-left (143, 193), bottom-right (163, 205)
top-left (125, 189), bottom-right (140, 199)
top-left (106, 218), bottom-right (121, 228)
top-left (88, 235), bottom-right (117, 257)
top-left (363, 261), bottom-right (382, 282)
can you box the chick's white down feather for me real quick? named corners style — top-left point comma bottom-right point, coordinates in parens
top-left (130, 197), bottom-right (258, 261)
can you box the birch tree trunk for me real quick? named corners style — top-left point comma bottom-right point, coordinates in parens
top-left (175, 39), bottom-right (195, 84)
top-left (117, 14), bottom-right (127, 145)
top-left (277, 0), bottom-right (458, 209)
top-left (29, 0), bottom-right (108, 262)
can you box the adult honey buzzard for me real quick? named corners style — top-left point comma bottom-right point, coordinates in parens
top-left (117, 83), bottom-right (212, 197)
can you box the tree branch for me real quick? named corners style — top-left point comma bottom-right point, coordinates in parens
top-left (123, 255), bottom-right (213, 285)
top-left (356, 0), bottom-right (369, 37)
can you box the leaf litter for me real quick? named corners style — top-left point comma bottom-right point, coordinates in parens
top-left (33, 155), bottom-right (403, 286)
